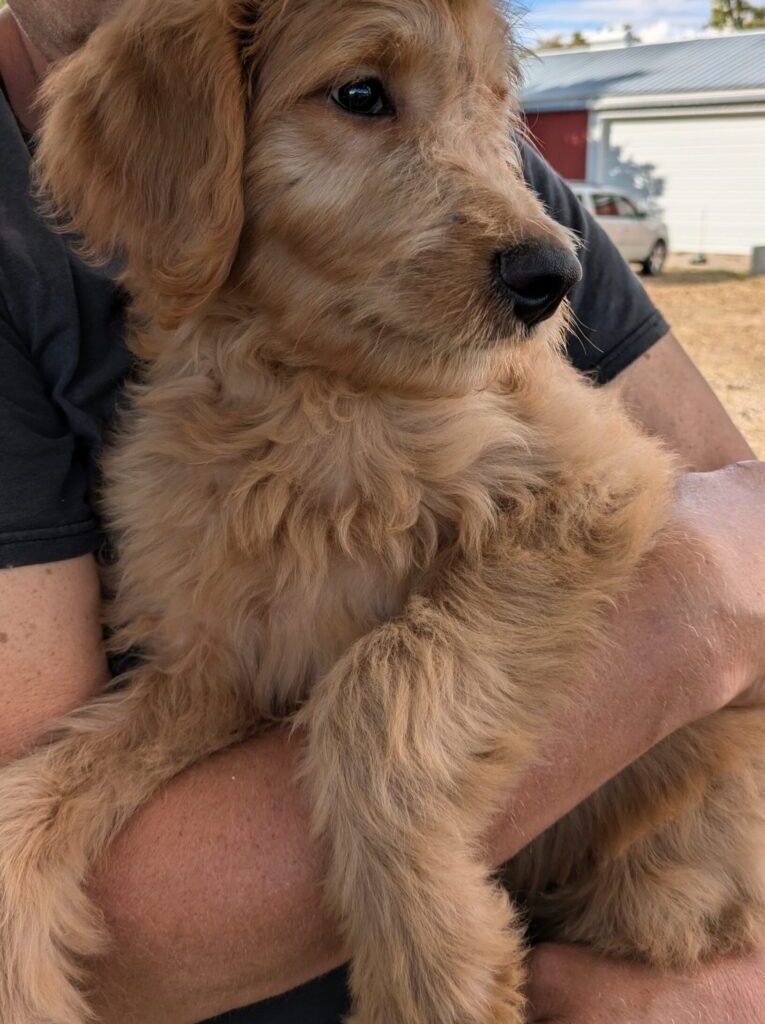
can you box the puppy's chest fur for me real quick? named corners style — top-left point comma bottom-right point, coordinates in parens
top-left (104, 353), bottom-right (665, 714)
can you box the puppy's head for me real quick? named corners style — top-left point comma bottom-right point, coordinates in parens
top-left (37, 0), bottom-right (581, 393)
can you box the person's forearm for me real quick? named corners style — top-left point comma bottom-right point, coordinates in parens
top-left (611, 332), bottom-right (756, 472)
top-left (89, 507), bottom-right (755, 1023)
top-left (89, 730), bottom-right (342, 1024)
top-left (526, 943), bottom-right (765, 1023)
top-left (488, 531), bottom-right (734, 860)
top-left (0, 558), bottom-right (108, 764)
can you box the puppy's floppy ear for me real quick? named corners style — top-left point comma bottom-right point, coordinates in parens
top-left (36, 0), bottom-right (254, 326)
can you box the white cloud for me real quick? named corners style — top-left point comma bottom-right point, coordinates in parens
top-left (637, 19), bottom-right (676, 43)
top-left (520, 0), bottom-right (710, 41)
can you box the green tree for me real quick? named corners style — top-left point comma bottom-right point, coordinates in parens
top-left (535, 25), bottom-right (640, 51)
top-left (709, 0), bottom-right (765, 28)
top-left (537, 34), bottom-right (566, 50)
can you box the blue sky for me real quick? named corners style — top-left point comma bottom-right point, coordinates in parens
top-left (520, 0), bottom-right (711, 43)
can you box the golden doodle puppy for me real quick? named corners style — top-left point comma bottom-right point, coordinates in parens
top-left (0, 0), bottom-right (763, 1021)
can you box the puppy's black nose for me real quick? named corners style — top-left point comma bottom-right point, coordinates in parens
top-left (496, 242), bottom-right (582, 327)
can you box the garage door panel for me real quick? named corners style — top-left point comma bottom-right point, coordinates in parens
top-left (601, 114), bottom-right (765, 254)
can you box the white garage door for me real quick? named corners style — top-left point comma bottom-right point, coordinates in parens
top-left (601, 113), bottom-right (765, 255)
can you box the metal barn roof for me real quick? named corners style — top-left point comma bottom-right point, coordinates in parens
top-left (521, 32), bottom-right (765, 111)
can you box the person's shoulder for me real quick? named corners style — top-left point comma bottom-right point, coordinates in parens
top-left (0, 85), bottom-right (129, 572)
top-left (0, 86), bottom-right (72, 346)
top-left (0, 81), bottom-right (129, 376)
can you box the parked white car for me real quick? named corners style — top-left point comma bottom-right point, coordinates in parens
top-left (569, 184), bottom-right (670, 276)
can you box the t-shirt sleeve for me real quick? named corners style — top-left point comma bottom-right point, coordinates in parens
top-left (521, 142), bottom-right (670, 384)
top-left (0, 306), bottom-right (99, 569)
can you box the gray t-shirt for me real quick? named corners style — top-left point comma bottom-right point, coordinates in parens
top-left (0, 81), bottom-right (669, 1023)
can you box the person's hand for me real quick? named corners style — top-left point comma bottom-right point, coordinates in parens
top-left (526, 943), bottom-right (765, 1023)
top-left (671, 462), bottom-right (765, 710)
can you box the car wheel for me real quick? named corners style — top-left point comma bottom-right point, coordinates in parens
top-left (642, 240), bottom-right (667, 276)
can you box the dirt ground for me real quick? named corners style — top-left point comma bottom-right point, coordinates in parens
top-left (640, 254), bottom-right (764, 457)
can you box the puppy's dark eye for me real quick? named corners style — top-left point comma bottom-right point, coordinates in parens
top-left (331, 79), bottom-right (394, 118)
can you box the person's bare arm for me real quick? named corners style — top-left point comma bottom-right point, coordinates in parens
top-left (535, 338), bottom-right (764, 1023)
top-left (0, 556), bottom-right (107, 763)
top-left (537, 338), bottom-right (762, 1023)
top-left (610, 331), bottom-right (756, 471)
top-left (83, 465), bottom-right (765, 1024)
top-left (1, 470), bottom-right (763, 1024)
top-left (1, 381), bottom-right (760, 1023)
top-left (525, 942), bottom-right (765, 1024)
top-left (0, 448), bottom-right (760, 1023)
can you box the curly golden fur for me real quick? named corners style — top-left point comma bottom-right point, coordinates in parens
top-left (0, 1), bottom-right (763, 1021)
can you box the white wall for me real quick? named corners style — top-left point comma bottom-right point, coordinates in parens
top-left (589, 108), bottom-right (765, 255)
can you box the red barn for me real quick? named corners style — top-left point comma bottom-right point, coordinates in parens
top-left (524, 110), bottom-right (589, 182)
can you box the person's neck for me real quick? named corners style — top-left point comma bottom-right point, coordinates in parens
top-left (0, 8), bottom-right (49, 132)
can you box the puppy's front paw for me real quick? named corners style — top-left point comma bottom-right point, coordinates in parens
top-left (701, 895), bottom-right (765, 961)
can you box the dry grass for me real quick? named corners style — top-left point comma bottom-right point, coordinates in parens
top-left (641, 255), bottom-right (764, 457)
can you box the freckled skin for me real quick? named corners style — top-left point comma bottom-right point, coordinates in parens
top-left (0, 560), bottom-right (107, 764)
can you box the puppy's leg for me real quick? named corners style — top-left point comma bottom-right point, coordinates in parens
top-left (300, 596), bottom-right (529, 1024)
top-left (509, 709), bottom-right (765, 969)
top-left (0, 667), bottom-right (252, 1024)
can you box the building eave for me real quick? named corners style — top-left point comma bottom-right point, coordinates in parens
top-left (524, 88), bottom-right (765, 114)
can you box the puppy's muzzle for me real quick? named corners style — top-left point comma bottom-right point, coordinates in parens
top-left (495, 242), bottom-right (582, 327)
